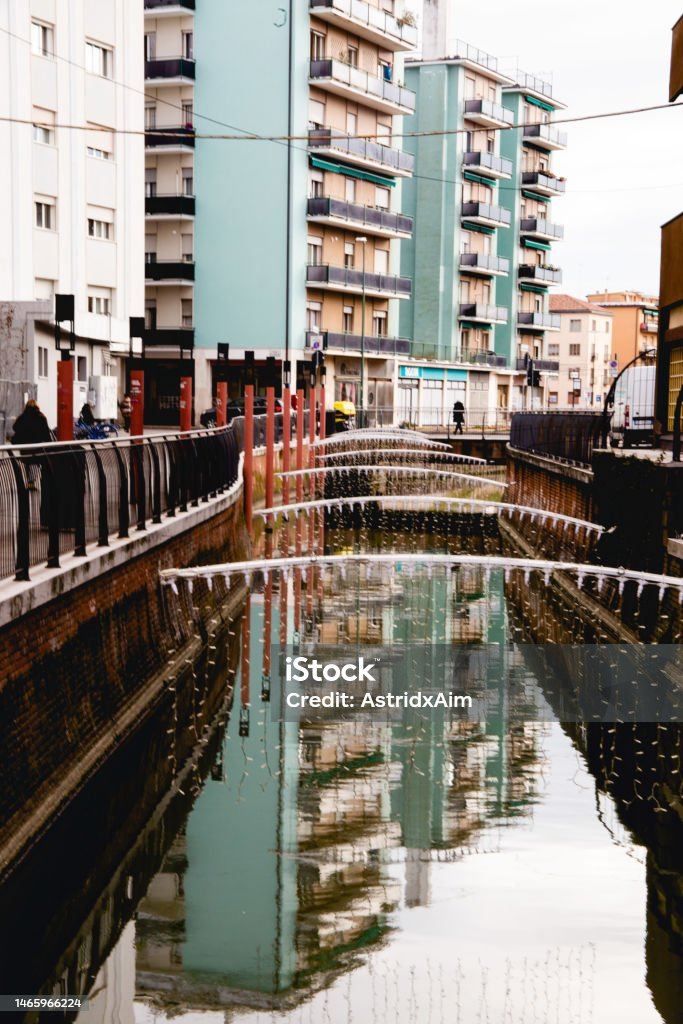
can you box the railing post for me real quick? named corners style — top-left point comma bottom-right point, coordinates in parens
top-left (216, 381), bottom-right (227, 428)
top-left (113, 445), bottom-right (129, 538)
top-left (180, 376), bottom-right (192, 433)
top-left (91, 447), bottom-right (109, 546)
top-left (9, 455), bottom-right (30, 581)
top-left (266, 387), bottom-right (275, 527)
top-left (71, 449), bottom-right (87, 556)
top-left (149, 441), bottom-right (162, 523)
top-left (309, 384), bottom-right (316, 499)
top-left (282, 387), bottom-right (291, 507)
top-left (130, 369), bottom-right (145, 437)
top-left (296, 388), bottom-right (304, 504)
top-left (57, 359), bottom-right (74, 442)
top-left (244, 384), bottom-right (254, 537)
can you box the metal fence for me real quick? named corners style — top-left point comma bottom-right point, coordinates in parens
top-left (510, 412), bottom-right (604, 466)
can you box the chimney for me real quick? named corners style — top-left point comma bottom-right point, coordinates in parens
top-left (422, 0), bottom-right (456, 61)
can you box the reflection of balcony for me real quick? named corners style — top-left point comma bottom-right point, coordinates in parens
top-left (522, 123), bottom-right (567, 150)
top-left (145, 194), bottom-right (195, 218)
top-left (307, 263), bottom-right (411, 298)
top-left (463, 151), bottom-right (513, 180)
top-left (458, 303), bottom-right (507, 324)
top-left (462, 201), bottom-right (511, 229)
top-left (145, 260), bottom-right (195, 283)
top-left (518, 264), bottom-right (562, 285)
top-left (309, 0), bottom-right (417, 52)
top-left (521, 171), bottom-right (566, 196)
top-left (145, 58), bottom-right (196, 84)
top-left (308, 127), bottom-right (413, 177)
top-left (309, 59), bottom-right (416, 116)
top-left (515, 357), bottom-right (559, 372)
top-left (307, 197), bottom-right (412, 238)
top-left (518, 312), bottom-right (561, 331)
top-left (520, 217), bottom-right (564, 241)
top-left (459, 252), bottom-right (509, 277)
top-left (145, 126), bottom-right (195, 152)
top-left (143, 327), bottom-right (194, 350)
top-left (463, 99), bottom-right (514, 128)
top-left (305, 330), bottom-right (410, 356)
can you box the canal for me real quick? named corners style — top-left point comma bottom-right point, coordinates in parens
top-left (1, 508), bottom-right (682, 1023)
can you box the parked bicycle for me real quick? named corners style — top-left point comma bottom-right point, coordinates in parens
top-left (74, 418), bottom-right (119, 440)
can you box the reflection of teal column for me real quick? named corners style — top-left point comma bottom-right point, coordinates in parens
top-left (485, 570), bottom-right (509, 814)
top-left (183, 598), bottom-right (300, 993)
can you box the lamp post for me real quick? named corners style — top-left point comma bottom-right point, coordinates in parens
top-left (355, 236), bottom-right (367, 427)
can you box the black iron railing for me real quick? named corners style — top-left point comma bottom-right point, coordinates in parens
top-left (510, 412), bottom-right (603, 467)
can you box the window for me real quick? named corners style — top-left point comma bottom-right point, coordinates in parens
top-left (465, 76), bottom-right (476, 99)
top-left (548, 392), bottom-right (558, 405)
top-left (182, 167), bottom-right (193, 195)
top-left (310, 31), bottom-right (325, 61)
top-left (33, 108), bottom-right (55, 145)
top-left (569, 343), bottom-right (581, 356)
top-left (373, 310), bottom-right (387, 336)
top-left (31, 21), bottom-right (53, 57)
top-left (88, 218), bottom-right (112, 240)
top-left (86, 42), bottom-right (113, 79)
top-left (460, 279), bottom-right (471, 303)
top-left (547, 343), bottom-right (560, 356)
top-left (182, 31), bottom-right (193, 59)
top-left (182, 102), bottom-right (193, 127)
top-left (569, 319), bottom-right (581, 332)
top-left (35, 200), bottom-right (55, 230)
top-left (345, 177), bottom-right (356, 203)
top-left (33, 124), bottom-right (52, 144)
top-left (347, 45), bottom-right (358, 67)
top-left (87, 295), bottom-right (110, 315)
top-left (344, 242), bottom-right (355, 269)
top-left (181, 233), bottom-right (193, 260)
top-left (306, 302), bottom-right (321, 331)
top-left (38, 346), bottom-right (49, 378)
top-left (77, 356), bottom-right (88, 382)
top-left (145, 301), bottom-right (157, 330)
top-left (145, 106), bottom-right (157, 130)
top-left (591, 319), bottom-right (597, 331)
top-left (343, 305), bottom-right (354, 333)
top-left (144, 33), bottom-right (156, 60)
top-left (87, 145), bottom-right (111, 160)
top-left (309, 170), bottom-right (323, 197)
top-left (346, 110), bottom-right (358, 136)
top-left (375, 186), bottom-right (390, 210)
top-left (486, 132), bottom-right (495, 154)
top-left (145, 168), bottom-right (157, 198)
top-left (460, 231), bottom-right (471, 254)
top-left (145, 234), bottom-right (157, 262)
top-left (181, 298), bottom-right (193, 327)
top-left (309, 99), bottom-right (326, 128)
top-left (307, 236), bottom-right (322, 265)
top-left (375, 248), bottom-right (389, 275)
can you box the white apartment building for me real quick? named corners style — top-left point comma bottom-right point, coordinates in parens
top-left (0, 0), bottom-right (144, 426)
top-left (547, 294), bottom-right (613, 408)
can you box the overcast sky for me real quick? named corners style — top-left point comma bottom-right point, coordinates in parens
top-left (417, 0), bottom-right (683, 300)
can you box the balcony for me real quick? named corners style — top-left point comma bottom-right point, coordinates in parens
top-left (463, 151), bottom-right (513, 180)
top-left (459, 252), bottom-right (510, 277)
top-left (521, 171), bottom-right (566, 197)
top-left (145, 194), bottom-right (195, 218)
top-left (308, 127), bottom-right (414, 177)
top-left (518, 264), bottom-right (562, 286)
top-left (518, 312), bottom-right (561, 331)
top-left (145, 126), bottom-right (195, 152)
top-left (522, 123), bottom-right (567, 151)
top-left (309, 59), bottom-right (416, 116)
top-left (143, 327), bottom-right (194, 350)
top-left (456, 348), bottom-right (507, 367)
top-left (463, 100), bottom-right (515, 129)
top-left (305, 330), bottom-right (411, 356)
top-left (458, 303), bottom-right (508, 325)
top-left (145, 259), bottom-right (195, 283)
top-left (462, 201), bottom-right (511, 229)
top-left (640, 320), bottom-right (659, 334)
top-left (309, 0), bottom-right (417, 52)
top-left (515, 358), bottom-right (559, 372)
top-left (307, 263), bottom-right (411, 299)
top-left (144, 0), bottom-right (195, 12)
top-left (520, 218), bottom-right (564, 241)
top-left (307, 197), bottom-right (412, 239)
top-left (145, 58), bottom-right (196, 84)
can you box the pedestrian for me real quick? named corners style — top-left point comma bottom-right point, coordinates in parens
top-left (119, 393), bottom-right (132, 431)
top-left (11, 399), bottom-right (53, 491)
top-left (452, 400), bottom-right (465, 435)
top-left (80, 402), bottom-right (95, 426)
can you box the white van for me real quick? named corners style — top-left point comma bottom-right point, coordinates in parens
top-left (609, 364), bottom-right (656, 448)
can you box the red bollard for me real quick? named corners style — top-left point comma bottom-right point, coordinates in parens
top-left (282, 386), bottom-right (291, 507)
top-left (130, 369), bottom-right (145, 437)
top-left (319, 383), bottom-right (326, 442)
top-left (216, 381), bottom-right (227, 427)
top-left (179, 376), bottom-right (192, 432)
top-left (57, 358), bottom-right (74, 441)
top-left (244, 384), bottom-right (254, 537)
top-left (296, 388), bottom-right (304, 504)
top-left (265, 386), bottom-right (274, 524)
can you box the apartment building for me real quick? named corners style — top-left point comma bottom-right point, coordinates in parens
top-left (585, 290), bottom-right (659, 370)
top-left (0, 0), bottom-right (144, 426)
top-left (548, 295), bottom-right (613, 408)
top-left (398, 11), bottom-right (565, 429)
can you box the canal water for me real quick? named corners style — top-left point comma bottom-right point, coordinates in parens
top-left (1, 521), bottom-right (682, 1023)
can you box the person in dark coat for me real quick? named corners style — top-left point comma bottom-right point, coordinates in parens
top-left (11, 399), bottom-right (52, 445)
top-left (80, 402), bottom-right (95, 426)
top-left (452, 400), bottom-right (465, 435)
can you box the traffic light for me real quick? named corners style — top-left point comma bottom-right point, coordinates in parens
top-left (532, 370), bottom-right (541, 388)
top-left (526, 359), bottom-right (534, 386)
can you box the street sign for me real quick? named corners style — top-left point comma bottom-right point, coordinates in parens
top-left (310, 336), bottom-right (322, 351)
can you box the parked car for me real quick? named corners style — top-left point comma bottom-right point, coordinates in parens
top-left (610, 364), bottom-right (656, 448)
top-left (199, 396), bottom-right (284, 427)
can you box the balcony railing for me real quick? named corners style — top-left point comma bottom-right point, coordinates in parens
top-left (307, 196), bottom-right (412, 237)
top-left (518, 311), bottom-right (561, 330)
top-left (143, 327), bottom-right (195, 348)
top-left (308, 126), bottom-right (414, 175)
top-left (307, 263), bottom-right (412, 297)
top-left (145, 58), bottom-right (196, 81)
top-left (145, 260), bottom-right (195, 281)
top-left (515, 358), bottom-right (560, 372)
top-left (462, 201), bottom-right (511, 227)
top-left (463, 100), bottom-right (515, 126)
top-left (456, 348), bottom-right (507, 367)
top-left (640, 320), bottom-right (659, 333)
top-left (145, 126), bottom-right (195, 148)
top-left (463, 151), bottom-right (513, 178)
top-left (523, 123), bottom-right (567, 150)
top-left (459, 303), bottom-right (507, 323)
top-left (521, 171), bottom-right (566, 195)
top-left (145, 0), bottom-right (195, 8)
top-left (309, 59), bottom-right (416, 115)
top-left (309, 0), bottom-right (417, 52)
top-left (518, 264), bottom-right (562, 285)
top-left (305, 330), bottom-right (411, 356)
top-left (513, 72), bottom-right (554, 98)
top-left (459, 252), bottom-right (510, 276)
top-left (449, 40), bottom-right (499, 72)
top-left (520, 218), bottom-right (564, 240)
top-left (145, 194), bottom-right (195, 217)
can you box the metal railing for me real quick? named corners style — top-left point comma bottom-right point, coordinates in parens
top-left (145, 194), bottom-right (195, 216)
top-left (520, 217), bottom-right (564, 239)
top-left (407, 342), bottom-right (508, 366)
top-left (462, 201), bottom-right (511, 227)
top-left (309, 0), bottom-right (418, 48)
top-left (449, 40), bottom-right (499, 72)
top-left (305, 330), bottom-right (411, 355)
top-left (145, 58), bottom-right (196, 80)
top-left (307, 263), bottom-right (412, 297)
top-left (309, 59), bottom-right (416, 113)
top-left (307, 196), bottom-right (413, 235)
top-left (522, 123), bottom-right (567, 149)
top-left (463, 151), bottom-right (513, 177)
top-left (144, 126), bottom-right (195, 148)
top-left (144, 260), bottom-right (195, 281)
top-left (308, 126), bottom-right (414, 174)
top-left (144, 0), bottom-right (195, 8)
top-left (510, 411), bottom-right (603, 466)
top-left (521, 171), bottom-right (566, 194)
top-left (463, 100), bottom-right (515, 125)
top-left (459, 302), bottom-right (508, 323)
top-left (460, 252), bottom-right (510, 275)
top-left (397, 407), bottom-right (514, 434)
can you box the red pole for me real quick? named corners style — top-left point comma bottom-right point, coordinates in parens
top-left (308, 384), bottom-right (316, 498)
top-left (265, 386), bottom-right (275, 524)
top-left (296, 388), bottom-right (304, 504)
top-left (130, 369), bottom-right (145, 437)
top-left (179, 376), bottom-right (192, 432)
top-left (319, 383), bottom-right (326, 441)
top-left (57, 358), bottom-right (74, 441)
top-left (244, 384), bottom-right (254, 537)
top-left (216, 381), bottom-right (227, 427)
top-left (282, 386), bottom-right (291, 507)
